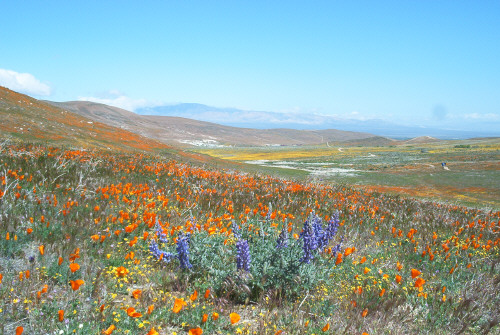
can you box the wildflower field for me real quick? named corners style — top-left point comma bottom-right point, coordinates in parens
top-left (0, 142), bottom-right (499, 334)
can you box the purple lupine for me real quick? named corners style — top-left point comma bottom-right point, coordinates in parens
top-left (232, 220), bottom-right (241, 239)
top-left (236, 239), bottom-right (251, 271)
top-left (300, 218), bottom-right (317, 263)
top-left (150, 222), bottom-right (174, 263)
top-left (276, 227), bottom-right (288, 249)
top-left (149, 240), bottom-right (174, 264)
top-left (312, 214), bottom-right (326, 249)
top-left (317, 212), bottom-right (340, 250)
top-left (176, 232), bottom-right (192, 269)
top-left (155, 223), bottom-right (169, 245)
top-left (325, 212), bottom-right (340, 241)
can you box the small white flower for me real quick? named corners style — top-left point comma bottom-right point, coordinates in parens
top-left (79, 324), bottom-right (83, 329)
top-left (59, 330), bottom-right (64, 334)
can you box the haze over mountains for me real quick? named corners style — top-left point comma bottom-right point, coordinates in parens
top-left (135, 104), bottom-right (498, 139)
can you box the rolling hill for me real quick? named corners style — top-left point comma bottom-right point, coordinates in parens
top-left (48, 101), bottom-right (381, 147)
top-left (0, 86), bottom-right (171, 152)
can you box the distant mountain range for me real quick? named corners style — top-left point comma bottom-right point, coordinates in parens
top-left (136, 104), bottom-right (499, 139)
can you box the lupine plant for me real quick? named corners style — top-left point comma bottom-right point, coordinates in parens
top-left (146, 212), bottom-right (344, 304)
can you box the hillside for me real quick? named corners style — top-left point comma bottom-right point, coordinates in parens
top-left (49, 101), bottom-right (379, 147)
top-left (0, 86), bottom-right (171, 152)
top-left (404, 135), bottom-right (441, 144)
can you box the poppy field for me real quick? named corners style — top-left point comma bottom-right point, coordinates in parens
top-left (0, 142), bottom-right (499, 334)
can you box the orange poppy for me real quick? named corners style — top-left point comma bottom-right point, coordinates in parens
top-left (364, 267), bottom-right (371, 274)
top-left (202, 313), bottom-right (208, 323)
top-left (132, 289), bottom-right (142, 299)
top-left (379, 288), bottom-right (386, 297)
top-left (172, 298), bottom-right (187, 313)
top-left (58, 310), bottom-right (64, 322)
top-left (411, 269), bottom-right (421, 279)
top-left (395, 275), bottom-right (402, 284)
top-left (126, 307), bottom-right (142, 318)
top-left (359, 256), bottom-right (367, 264)
top-left (146, 328), bottom-right (159, 335)
top-left (396, 261), bottom-right (402, 271)
top-left (69, 248), bottom-right (80, 262)
top-left (362, 308), bottom-right (368, 317)
top-left (188, 328), bottom-right (203, 335)
top-left (229, 312), bottom-right (240, 324)
top-left (212, 312), bottom-right (219, 320)
top-left (322, 323), bottom-right (330, 331)
top-left (344, 247), bottom-right (354, 257)
top-left (39, 245), bottom-right (45, 255)
top-left (335, 253), bottom-right (343, 265)
top-left (0, 273), bottom-right (3, 284)
top-left (190, 290), bottom-right (198, 301)
top-left (70, 279), bottom-right (84, 291)
top-left (147, 304), bottom-right (154, 314)
top-left (16, 326), bottom-right (23, 335)
top-left (58, 257), bottom-right (64, 265)
top-left (204, 289), bottom-right (210, 299)
top-left (69, 263), bottom-right (80, 272)
top-left (115, 266), bottom-right (129, 278)
top-left (414, 277), bottom-right (425, 288)
top-left (102, 324), bottom-right (116, 334)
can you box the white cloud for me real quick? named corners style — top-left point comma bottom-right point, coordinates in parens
top-left (78, 91), bottom-right (156, 111)
top-left (0, 69), bottom-right (51, 96)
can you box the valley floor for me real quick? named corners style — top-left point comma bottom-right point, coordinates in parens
top-left (195, 137), bottom-right (500, 210)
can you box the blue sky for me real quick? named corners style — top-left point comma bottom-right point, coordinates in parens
top-left (1, 1), bottom-right (499, 132)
